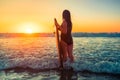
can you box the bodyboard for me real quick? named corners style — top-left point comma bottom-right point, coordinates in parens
top-left (55, 25), bottom-right (63, 69)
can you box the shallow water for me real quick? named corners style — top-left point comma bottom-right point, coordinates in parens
top-left (0, 69), bottom-right (120, 80)
top-left (0, 37), bottom-right (120, 80)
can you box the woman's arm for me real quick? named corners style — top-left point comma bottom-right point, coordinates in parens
top-left (54, 18), bottom-right (67, 34)
top-left (54, 18), bottom-right (60, 28)
top-left (60, 19), bottom-right (67, 34)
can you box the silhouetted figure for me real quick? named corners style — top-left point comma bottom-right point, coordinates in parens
top-left (54, 10), bottom-right (74, 64)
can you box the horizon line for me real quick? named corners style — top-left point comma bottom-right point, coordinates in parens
top-left (0, 32), bottom-right (120, 34)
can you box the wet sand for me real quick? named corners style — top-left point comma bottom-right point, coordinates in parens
top-left (0, 67), bottom-right (120, 80)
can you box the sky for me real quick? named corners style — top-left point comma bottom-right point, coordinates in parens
top-left (0, 0), bottom-right (120, 33)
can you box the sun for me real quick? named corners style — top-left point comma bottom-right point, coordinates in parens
top-left (17, 22), bottom-right (44, 33)
top-left (26, 28), bottom-right (33, 34)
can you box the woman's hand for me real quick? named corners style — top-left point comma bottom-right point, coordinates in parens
top-left (54, 18), bottom-right (60, 30)
top-left (54, 18), bottom-right (58, 27)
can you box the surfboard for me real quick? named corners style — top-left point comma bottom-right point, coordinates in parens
top-left (54, 25), bottom-right (63, 69)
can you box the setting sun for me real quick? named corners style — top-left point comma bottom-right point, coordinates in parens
top-left (26, 28), bottom-right (33, 34)
top-left (16, 22), bottom-right (44, 33)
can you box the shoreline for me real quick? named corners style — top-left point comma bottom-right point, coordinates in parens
top-left (1, 66), bottom-right (120, 76)
top-left (0, 67), bottom-right (120, 80)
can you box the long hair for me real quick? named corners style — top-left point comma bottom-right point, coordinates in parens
top-left (62, 10), bottom-right (72, 28)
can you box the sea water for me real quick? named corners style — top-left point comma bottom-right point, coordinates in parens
top-left (0, 37), bottom-right (120, 80)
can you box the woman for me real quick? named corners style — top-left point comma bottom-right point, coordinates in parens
top-left (54, 10), bottom-right (74, 63)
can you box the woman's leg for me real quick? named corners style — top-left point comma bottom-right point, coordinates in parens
top-left (60, 40), bottom-right (68, 62)
top-left (67, 44), bottom-right (74, 62)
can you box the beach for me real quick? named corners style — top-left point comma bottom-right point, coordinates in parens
top-left (0, 37), bottom-right (120, 80)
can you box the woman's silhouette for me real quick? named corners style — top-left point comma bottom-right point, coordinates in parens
top-left (54, 10), bottom-right (74, 63)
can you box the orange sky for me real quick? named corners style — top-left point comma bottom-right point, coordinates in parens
top-left (0, 0), bottom-right (120, 33)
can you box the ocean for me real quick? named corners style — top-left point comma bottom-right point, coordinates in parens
top-left (0, 37), bottom-right (120, 80)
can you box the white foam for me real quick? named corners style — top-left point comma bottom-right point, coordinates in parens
top-left (0, 37), bottom-right (120, 74)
